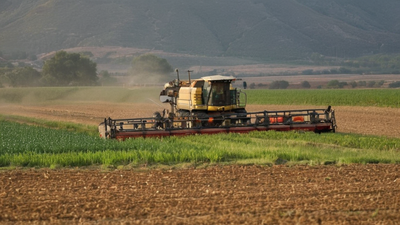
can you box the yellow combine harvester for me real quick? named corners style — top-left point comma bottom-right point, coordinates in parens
top-left (100, 70), bottom-right (336, 139)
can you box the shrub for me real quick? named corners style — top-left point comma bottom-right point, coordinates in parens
top-left (4, 66), bottom-right (41, 87)
top-left (322, 70), bottom-right (331, 74)
top-left (357, 81), bottom-right (367, 87)
top-left (389, 81), bottom-right (400, 88)
top-left (340, 82), bottom-right (348, 88)
top-left (302, 69), bottom-right (314, 75)
top-left (301, 81), bottom-right (311, 88)
top-left (339, 67), bottom-right (352, 74)
top-left (269, 80), bottom-right (289, 89)
top-left (327, 80), bottom-right (340, 88)
top-left (327, 80), bottom-right (347, 88)
top-left (257, 83), bottom-right (268, 88)
top-left (367, 81), bottom-right (376, 88)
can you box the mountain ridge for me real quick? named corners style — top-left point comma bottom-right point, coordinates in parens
top-left (1, 0), bottom-right (400, 60)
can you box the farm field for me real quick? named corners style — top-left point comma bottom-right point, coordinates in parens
top-left (1, 165), bottom-right (400, 224)
top-left (0, 87), bottom-right (399, 223)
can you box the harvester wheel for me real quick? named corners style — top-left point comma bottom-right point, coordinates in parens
top-left (235, 109), bottom-right (250, 125)
top-left (152, 112), bottom-right (164, 129)
top-left (177, 110), bottom-right (190, 117)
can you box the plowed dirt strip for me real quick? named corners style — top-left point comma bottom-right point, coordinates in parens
top-left (0, 103), bottom-right (399, 138)
top-left (1, 165), bottom-right (399, 224)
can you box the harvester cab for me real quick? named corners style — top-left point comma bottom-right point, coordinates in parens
top-left (159, 70), bottom-right (247, 119)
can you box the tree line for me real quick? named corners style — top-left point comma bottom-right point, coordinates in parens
top-left (247, 79), bottom-right (400, 89)
top-left (308, 53), bottom-right (400, 75)
top-left (0, 51), bottom-right (97, 87)
top-left (0, 51), bottom-right (173, 88)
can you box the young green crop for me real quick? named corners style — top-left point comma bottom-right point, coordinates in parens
top-left (1, 120), bottom-right (399, 168)
top-left (246, 89), bottom-right (400, 108)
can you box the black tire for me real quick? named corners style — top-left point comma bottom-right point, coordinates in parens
top-left (234, 109), bottom-right (250, 125)
top-left (176, 110), bottom-right (190, 117)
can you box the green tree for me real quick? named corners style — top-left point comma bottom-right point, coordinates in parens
top-left (367, 81), bottom-right (376, 88)
top-left (349, 81), bottom-right (357, 88)
top-left (41, 51), bottom-right (97, 86)
top-left (98, 70), bottom-right (117, 86)
top-left (301, 81), bottom-right (311, 88)
top-left (327, 80), bottom-right (347, 88)
top-left (5, 67), bottom-right (41, 87)
top-left (377, 80), bottom-right (385, 87)
top-left (302, 69), bottom-right (314, 75)
top-left (357, 81), bottom-right (366, 87)
top-left (389, 81), bottom-right (400, 88)
top-left (327, 80), bottom-right (341, 88)
top-left (129, 53), bottom-right (173, 84)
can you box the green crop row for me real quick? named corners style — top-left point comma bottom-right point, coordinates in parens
top-left (1, 120), bottom-right (399, 168)
top-left (246, 89), bottom-right (400, 108)
top-left (0, 114), bottom-right (98, 136)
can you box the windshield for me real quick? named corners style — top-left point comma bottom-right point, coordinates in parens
top-left (208, 81), bottom-right (231, 106)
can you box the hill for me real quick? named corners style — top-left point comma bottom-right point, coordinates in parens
top-left (1, 0), bottom-right (400, 60)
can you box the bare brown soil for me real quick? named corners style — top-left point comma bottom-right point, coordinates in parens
top-left (246, 105), bottom-right (400, 138)
top-left (1, 165), bottom-right (400, 224)
top-left (0, 103), bottom-right (399, 138)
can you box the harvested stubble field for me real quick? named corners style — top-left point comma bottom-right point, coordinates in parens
top-left (0, 88), bottom-right (400, 224)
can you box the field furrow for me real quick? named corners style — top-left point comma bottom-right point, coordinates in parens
top-left (1, 165), bottom-right (399, 224)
